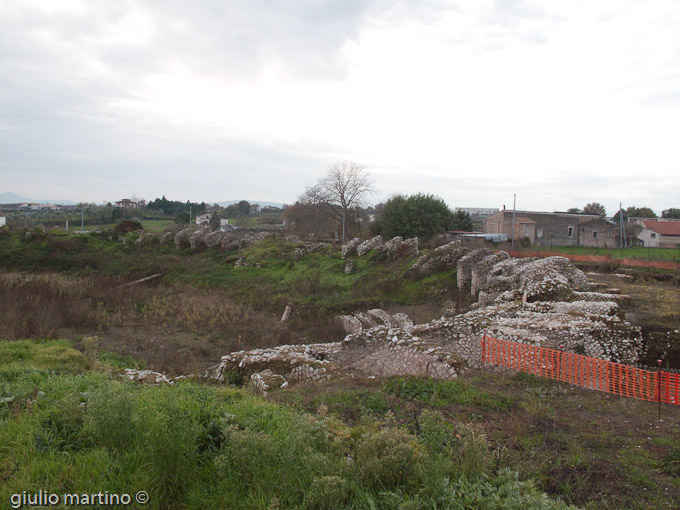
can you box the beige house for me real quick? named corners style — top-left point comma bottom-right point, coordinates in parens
top-left (637, 220), bottom-right (680, 248)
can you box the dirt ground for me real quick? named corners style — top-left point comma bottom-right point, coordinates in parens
top-left (586, 271), bottom-right (680, 369)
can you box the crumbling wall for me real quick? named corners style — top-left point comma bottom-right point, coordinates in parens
top-left (203, 247), bottom-right (643, 393)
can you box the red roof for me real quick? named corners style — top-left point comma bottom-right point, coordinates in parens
top-left (642, 220), bottom-right (680, 236)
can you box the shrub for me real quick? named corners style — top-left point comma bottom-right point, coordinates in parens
top-left (114, 220), bottom-right (143, 234)
top-left (418, 410), bottom-right (492, 478)
top-left (305, 475), bottom-right (350, 510)
top-left (354, 428), bottom-right (421, 491)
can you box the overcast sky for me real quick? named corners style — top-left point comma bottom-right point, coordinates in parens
top-left (1, 0), bottom-right (679, 215)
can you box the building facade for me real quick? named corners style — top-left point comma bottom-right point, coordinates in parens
top-left (483, 210), bottom-right (603, 247)
top-left (636, 219), bottom-right (680, 248)
top-left (454, 207), bottom-right (500, 221)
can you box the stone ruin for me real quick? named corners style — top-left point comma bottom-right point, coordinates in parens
top-left (209, 247), bottom-right (643, 394)
top-left (341, 235), bottom-right (419, 260)
top-left (112, 234), bottom-right (642, 392)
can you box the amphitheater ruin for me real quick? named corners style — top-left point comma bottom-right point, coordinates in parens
top-left (205, 238), bottom-right (642, 395)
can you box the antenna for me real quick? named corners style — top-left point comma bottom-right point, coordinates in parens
top-left (511, 193), bottom-right (516, 249)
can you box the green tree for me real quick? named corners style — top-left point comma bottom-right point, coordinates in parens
top-left (582, 202), bottom-right (606, 217)
top-left (175, 211), bottom-right (190, 224)
top-left (662, 208), bottom-right (680, 219)
top-left (613, 206), bottom-right (658, 222)
top-left (451, 210), bottom-right (473, 231)
top-left (567, 207), bottom-right (581, 213)
top-left (225, 201), bottom-right (251, 217)
top-left (625, 206), bottom-right (657, 218)
top-left (379, 193), bottom-right (453, 240)
top-left (209, 212), bottom-right (221, 231)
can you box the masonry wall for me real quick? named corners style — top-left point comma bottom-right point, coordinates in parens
top-left (484, 212), bottom-right (599, 247)
top-left (578, 221), bottom-right (617, 248)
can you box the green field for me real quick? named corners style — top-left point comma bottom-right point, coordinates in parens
top-left (524, 245), bottom-right (680, 262)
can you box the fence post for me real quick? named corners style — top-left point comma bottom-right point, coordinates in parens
top-left (658, 359), bottom-right (662, 421)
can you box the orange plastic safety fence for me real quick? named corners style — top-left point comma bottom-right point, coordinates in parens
top-left (481, 335), bottom-right (679, 405)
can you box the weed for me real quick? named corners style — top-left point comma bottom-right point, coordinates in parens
top-left (661, 443), bottom-right (680, 477)
top-left (354, 428), bottom-right (421, 491)
top-left (384, 376), bottom-right (511, 411)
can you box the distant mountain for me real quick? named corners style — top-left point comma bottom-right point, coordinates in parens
top-left (0, 192), bottom-right (76, 205)
top-left (216, 200), bottom-right (286, 209)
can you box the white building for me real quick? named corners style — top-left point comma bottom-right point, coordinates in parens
top-left (455, 207), bottom-right (500, 220)
top-left (636, 219), bottom-right (680, 248)
top-left (195, 213), bottom-right (212, 227)
top-left (0, 215), bottom-right (6, 227)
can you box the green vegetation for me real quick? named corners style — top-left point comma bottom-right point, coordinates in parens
top-left (0, 340), bottom-right (577, 510)
top-left (378, 193), bottom-right (457, 240)
top-left (384, 376), bottom-right (512, 411)
top-left (2, 227), bottom-right (679, 509)
top-left (520, 244), bottom-right (680, 262)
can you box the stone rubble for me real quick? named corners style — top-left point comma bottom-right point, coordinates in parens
top-left (200, 247), bottom-right (645, 394)
top-left (122, 369), bottom-right (174, 385)
top-left (356, 235), bottom-right (384, 256)
top-left (380, 236), bottom-right (419, 259)
top-left (341, 238), bottom-right (361, 259)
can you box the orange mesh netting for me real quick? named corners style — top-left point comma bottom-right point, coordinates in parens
top-left (481, 335), bottom-right (679, 405)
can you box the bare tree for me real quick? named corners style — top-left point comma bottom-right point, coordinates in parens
top-left (302, 161), bottom-right (374, 242)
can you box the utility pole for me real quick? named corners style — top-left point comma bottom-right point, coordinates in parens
top-left (511, 193), bottom-right (516, 249)
top-left (618, 202), bottom-right (627, 254)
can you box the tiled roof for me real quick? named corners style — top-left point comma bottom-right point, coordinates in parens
top-left (642, 220), bottom-right (680, 236)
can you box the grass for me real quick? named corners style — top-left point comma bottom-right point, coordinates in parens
top-left (0, 339), bottom-right (577, 510)
top-left (2, 227), bottom-right (680, 508)
top-left (519, 244), bottom-right (680, 263)
top-left (273, 370), bottom-right (680, 509)
top-left (0, 230), bottom-right (453, 374)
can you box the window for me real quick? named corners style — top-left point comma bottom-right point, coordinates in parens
top-left (525, 226), bottom-right (530, 236)
top-left (651, 233), bottom-right (656, 238)
top-left (537, 229), bottom-right (543, 238)
top-left (568, 226), bottom-right (574, 238)
top-left (581, 227), bottom-right (585, 233)
top-left (593, 231), bottom-right (597, 238)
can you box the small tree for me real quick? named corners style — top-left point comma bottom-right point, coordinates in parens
top-left (209, 212), bottom-right (221, 231)
top-left (582, 202), bottom-right (606, 217)
top-left (450, 210), bottom-right (473, 231)
top-left (302, 161), bottom-right (374, 242)
top-left (625, 206), bottom-right (657, 218)
top-left (662, 208), bottom-right (680, 219)
top-left (567, 207), bottom-right (581, 213)
top-left (380, 193), bottom-right (453, 240)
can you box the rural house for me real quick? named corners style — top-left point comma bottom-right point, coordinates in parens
top-left (636, 219), bottom-right (680, 248)
top-left (483, 210), bottom-right (601, 247)
top-left (577, 218), bottom-right (617, 248)
top-left (195, 213), bottom-right (212, 228)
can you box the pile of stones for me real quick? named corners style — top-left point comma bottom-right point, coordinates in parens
top-left (201, 248), bottom-right (643, 393)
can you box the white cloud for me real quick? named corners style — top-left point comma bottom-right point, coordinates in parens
top-left (0, 0), bottom-right (678, 212)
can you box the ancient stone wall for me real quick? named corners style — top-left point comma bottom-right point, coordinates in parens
top-left (202, 246), bottom-right (644, 393)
